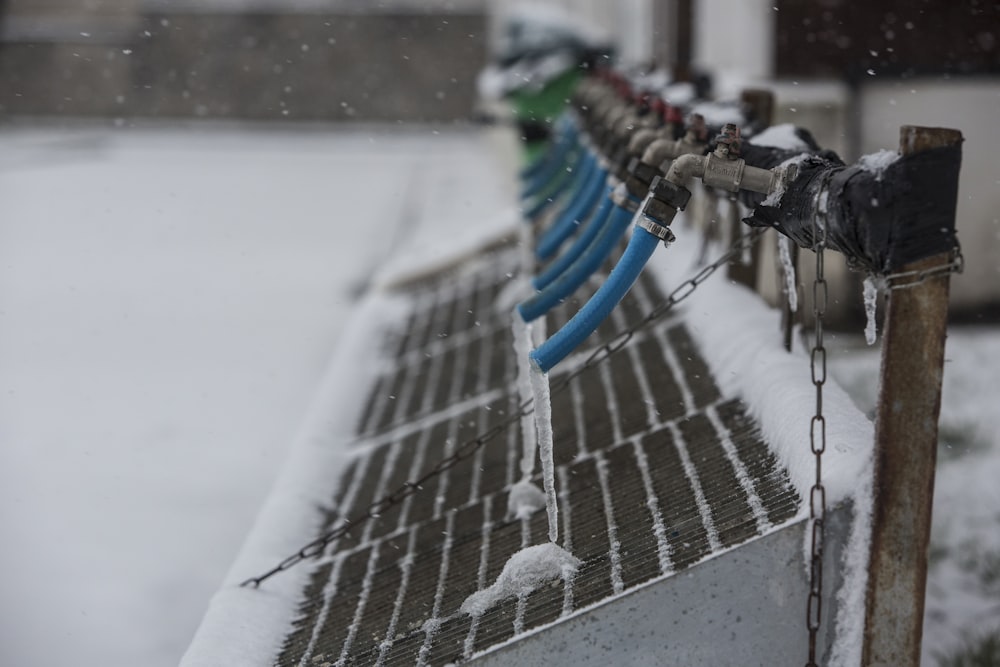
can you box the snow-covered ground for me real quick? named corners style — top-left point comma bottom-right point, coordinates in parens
top-left (0, 124), bottom-right (996, 667)
top-left (0, 123), bottom-right (514, 667)
top-left (828, 327), bottom-right (1000, 664)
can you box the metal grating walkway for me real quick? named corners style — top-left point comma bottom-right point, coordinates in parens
top-left (275, 243), bottom-right (801, 666)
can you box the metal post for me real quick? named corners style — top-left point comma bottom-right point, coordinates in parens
top-left (862, 125), bottom-right (963, 667)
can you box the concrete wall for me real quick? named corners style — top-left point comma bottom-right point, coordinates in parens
top-left (0, 3), bottom-right (488, 122)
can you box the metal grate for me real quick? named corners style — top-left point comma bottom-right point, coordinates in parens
top-left (275, 244), bottom-right (801, 666)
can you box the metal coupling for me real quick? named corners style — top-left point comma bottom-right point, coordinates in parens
top-left (624, 156), bottom-right (662, 200)
top-left (645, 175), bottom-right (692, 215)
top-left (633, 175), bottom-right (689, 247)
top-left (702, 152), bottom-right (748, 192)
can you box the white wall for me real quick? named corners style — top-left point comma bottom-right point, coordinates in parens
top-left (693, 0), bottom-right (774, 92)
top-left (859, 78), bottom-right (1000, 311)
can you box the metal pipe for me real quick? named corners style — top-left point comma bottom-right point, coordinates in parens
top-left (641, 121), bottom-right (707, 167)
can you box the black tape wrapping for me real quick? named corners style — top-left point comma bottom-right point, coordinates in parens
top-left (740, 143), bottom-right (962, 274)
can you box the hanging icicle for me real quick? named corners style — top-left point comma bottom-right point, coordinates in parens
top-left (778, 235), bottom-right (798, 313)
top-left (863, 275), bottom-right (879, 345)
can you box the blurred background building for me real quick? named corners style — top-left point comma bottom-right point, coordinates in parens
top-left (0, 0), bottom-right (488, 121)
top-left (1, 0), bottom-right (997, 313)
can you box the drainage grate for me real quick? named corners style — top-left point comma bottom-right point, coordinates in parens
top-left (275, 244), bottom-right (801, 666)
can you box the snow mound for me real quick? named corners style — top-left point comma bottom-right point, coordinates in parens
top-left (749, 123), bottom-right (813, 152)
top-left (460, 543), bottom-right (580, 616)
top-left (857, 149), bottom-right (899, 181)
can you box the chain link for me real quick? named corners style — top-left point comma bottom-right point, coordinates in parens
top-left (805, 197), bottom-right (829, 666)
top-left (239, 228), bottom-right (766, 589)
top-left (884, 243), bottom-right (964, 290)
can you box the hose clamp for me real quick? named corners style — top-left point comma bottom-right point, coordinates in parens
top-left (636, 217), bottom-right (676, 247)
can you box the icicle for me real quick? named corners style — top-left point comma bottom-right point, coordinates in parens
top-left (529, 362), bottom-right (558, 543)
top-left (511, 312), bottom-right (537, 479)
top-left (778, 235), bottom-right (798, 313)
top-left (509, 310), bottom-right (547, 522)
top-left (863, 276), bottom-right (879, 345)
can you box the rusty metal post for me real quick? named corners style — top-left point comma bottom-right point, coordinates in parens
top-left (862, 125), bottom-right (963, 667)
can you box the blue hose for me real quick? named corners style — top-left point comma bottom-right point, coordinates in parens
top-left (520, 115), bottom-right (576, 182)
top-left (520, 125), bottom-right (580, 201)
top-left (521, 143), bottom-right (586, 221)
top-left (517, 202), bottom-right (636, 322)
top-left (530, 227), bottom-right (661, 373)
top-left (534, 187), bottom-right (614, 290)
top-left (535, 158), bottom-right (609, 261)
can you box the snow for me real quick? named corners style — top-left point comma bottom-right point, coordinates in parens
top-left (749, 123), bottom-right (812, 152)
top-left (459, 543), bottom-right (580, 617)
top-left (761, 152), bottom-right (810, 207)
top-left (506, 478), bottom-right (547, 520)
top-left (0, 124), bottom-right (518, 667)
top-left (857, 148), bottom-right (900, 181)
top-left (688, 100), bottom-right (746, 128)
top-left (661, 82), bottom-right (697, 107)
top-left (829, 327), bottom-right (1000, 664)
top-left (529, 364), bottom-right (559, 543)
top-left (375, 207), bottom-right (521, 289)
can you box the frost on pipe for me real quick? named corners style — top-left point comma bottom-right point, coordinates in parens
top-left (742, 143), bottom-right (963, 275)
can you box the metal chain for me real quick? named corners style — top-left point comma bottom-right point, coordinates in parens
top-left (239, 227), bottom-right (766, 589)
top-left (884, 243), bottom-right (964, 291)
top-left (806, 201), bottom-right (829, 665)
